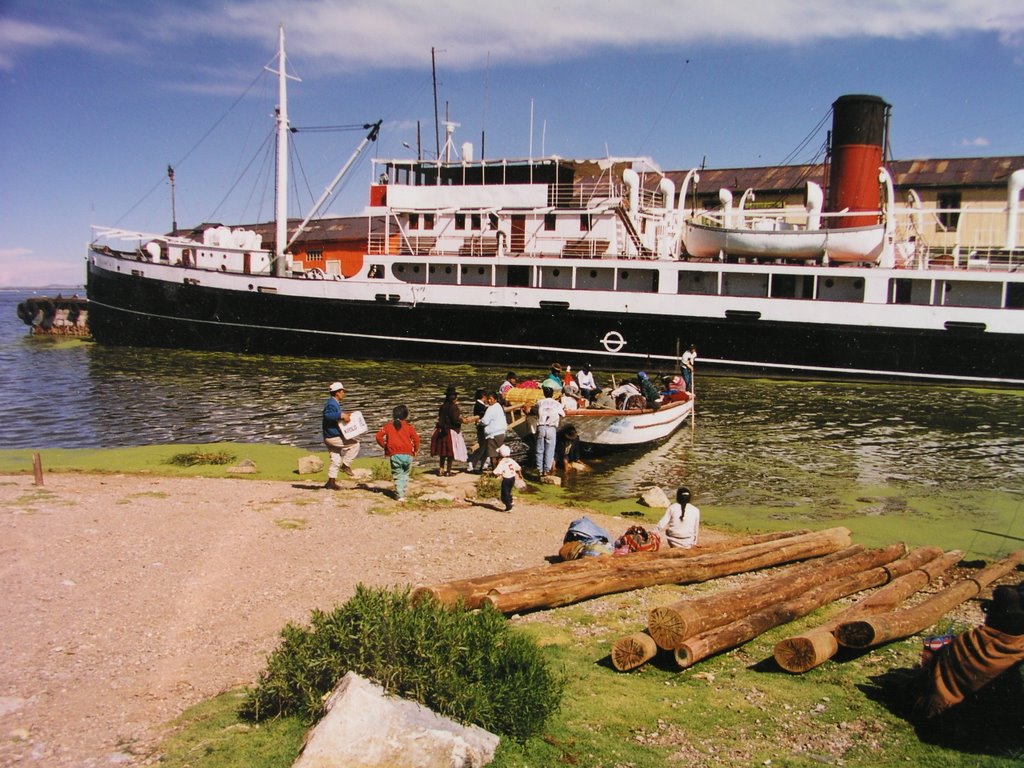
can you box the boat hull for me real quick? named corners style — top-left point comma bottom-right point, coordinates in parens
top-left (684, 221), bottom-right (886, 263)
top-left (511, 400), bottom-right (694, 447)
top-left (86, 257), bottom-right (1024, 387)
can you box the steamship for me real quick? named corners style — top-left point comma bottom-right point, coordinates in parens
top-left (86, 31), bottom-right (1024, 387)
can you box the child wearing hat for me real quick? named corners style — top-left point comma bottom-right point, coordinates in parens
top-left (492, 444), bottom-right (523, 512)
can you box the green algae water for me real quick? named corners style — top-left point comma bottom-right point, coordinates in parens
top-left (4, 289), bottom-right (1022, 559)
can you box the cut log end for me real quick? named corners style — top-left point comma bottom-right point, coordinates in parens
top-left (835, 620), bottom-right (877, 648)
top-left (647, 607), bottom-right (693, 650)
top-left (611, 632), bottom-right (659, 672)
top-left (773, 631), bottom-right (839, 673)
top-left (673, 645), bottom-right (697, 670)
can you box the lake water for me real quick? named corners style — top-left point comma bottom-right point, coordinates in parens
top-left (4, 287), bottom-right (1023, 559)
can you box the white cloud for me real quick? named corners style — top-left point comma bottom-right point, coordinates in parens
top-left (960, 136), bottom-right (991, 147)
top-left (6, 1), bottom-right (1023, 73)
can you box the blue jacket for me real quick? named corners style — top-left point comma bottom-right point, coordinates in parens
top-left (323, 397), bottom-right (343, 438)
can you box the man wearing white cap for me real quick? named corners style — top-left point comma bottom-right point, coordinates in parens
top-left (323, 382), bottom-right (359, 489)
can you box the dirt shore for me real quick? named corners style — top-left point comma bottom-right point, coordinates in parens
top-left (1, 470), bottom-right (659, 767)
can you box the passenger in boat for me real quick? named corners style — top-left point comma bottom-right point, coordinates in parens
top-left (531, 386), bottom-right (565, 476)
top-left (430, 385), bottom-right (471, 476)
top-left (374, 404), bottom-right (420, 502)
top-left (576, 364), bottom-right (600, 402)
top-left (636, 371), bottom-right (662, 411)
top-left (498, 372), bottom-right (518, 404)
top-left (680, 344), bottom-right (697, 392)
top-left (541, 364), bottom-right (564, 393)
top-left (654, 487), bottom-right (700, 549)
top-left (322, 381), bottom-right (360, 489)
top-left (661, 375), bottom-right (692, 403)
top-left (555, 425), bottom-right (582, 471)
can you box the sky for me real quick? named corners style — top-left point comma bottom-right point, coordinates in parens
top-left (1, 0), bottom-right (1022, 288)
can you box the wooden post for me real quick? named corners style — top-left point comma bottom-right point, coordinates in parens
top-left (774, 547), bottom-right (956, 673)
top-left (32, 452), bottom-right (43, 486)
top-left (611, 632), bottom-right (660, 671)
top-left (835, 550), bottom-right (1024, 649)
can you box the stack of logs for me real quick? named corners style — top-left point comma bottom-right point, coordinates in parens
top-left (414, 525), bottom-right (1024, 675)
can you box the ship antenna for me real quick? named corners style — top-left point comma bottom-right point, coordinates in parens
top-left (432, 47), bottom-right (441, 160)
top-left (167, 165), bottom-right (177, 232)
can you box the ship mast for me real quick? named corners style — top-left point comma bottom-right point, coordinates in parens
top-left (273, 25), bottom-right (292, 277)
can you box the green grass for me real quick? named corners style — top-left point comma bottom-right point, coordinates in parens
top-left (151, 590), bottom-right (1023, 768)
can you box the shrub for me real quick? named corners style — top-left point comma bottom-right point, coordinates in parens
top-left (239, 585), bottom-right (563, 740)
top-left (168, 450), bottom-right (236, 466)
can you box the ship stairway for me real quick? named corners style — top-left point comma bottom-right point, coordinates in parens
top-left (615, 204), bottom-right (654, 258)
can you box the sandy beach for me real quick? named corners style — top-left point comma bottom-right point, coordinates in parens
top-left (0, 470), bottom-right (642, 767)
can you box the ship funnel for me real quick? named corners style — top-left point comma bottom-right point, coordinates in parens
top-left (826, 94), bottom-right (890, 228)
top-left (1007, 168), bottom-right (1024, 251)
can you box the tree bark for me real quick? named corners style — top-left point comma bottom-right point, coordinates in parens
top-left (483, 527), bottom-right (852, 615)
top-left (834, 550), bottom-right (1024, 649)
top-left (774, 547), bottom-right (957, 673)
top-left (412, 529), bottom-right (811, 609)
top-left (673, 545), bottom-right (924, 669)
top-left (648, 544), bottom-right (904, 650)
top-left (611, 632), bottom-right (660, 672)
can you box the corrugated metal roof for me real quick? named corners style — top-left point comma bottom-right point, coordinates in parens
top-left (665, 155), bottom-right (1023, 195)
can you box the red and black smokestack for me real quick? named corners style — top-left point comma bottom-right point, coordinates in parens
top-left (826, 94), bottom-right (890, 228)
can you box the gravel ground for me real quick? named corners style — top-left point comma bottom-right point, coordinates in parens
top-left (0, 470), bottom-right (630, 767)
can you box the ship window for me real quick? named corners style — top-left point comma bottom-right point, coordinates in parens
top-left (544, 213), bottom-right (556, 231)
top-left (937, 192), bottom-right (961, 229)
top-left (889, 277), bottom-right (932, 305)
top-left (677, 270), bottom-right (718, 295)
top-left (306, 249), bottom-right (323, 262)
top-left (580, 214), bottom-right (592, 232)
top-left (506, 264), bottom-right (531, 288)
top-left (722, 272), bottom-right (768, 298)
top-left (471, 213), bottom-right (482, 231)
top-left (455, 213), bottom-right (466, 230)
top-left (368, 265), bottom-right (384, 279)
top-left (617, 269), bottom-right (659, 293)
top-left (941, 280), bottom-right (1002, 308)
top-left (817, 275), bottom-right (865, 302)
top-left (1007, 283), bottom-right (1024, 309)
top-left (408, 213), bottom-right (420, 229)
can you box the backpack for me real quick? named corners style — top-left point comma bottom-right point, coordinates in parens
top-left (563, 516), bottom-right (611, 545)
top-left (615, 525), bottom-right (661, 553)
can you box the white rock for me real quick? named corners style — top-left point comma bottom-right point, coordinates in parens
top-left (638, 486), bottom-right (670, 508)
top-left (297, 455), bottom-right (325, 475)
top-left (292, 671), bottom-right (499, 768)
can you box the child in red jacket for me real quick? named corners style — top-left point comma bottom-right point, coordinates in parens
top-left (375, 405), bottom-right (420, 502)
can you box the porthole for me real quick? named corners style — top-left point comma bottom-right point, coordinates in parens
top-left (590, 270), bottom-right (598, 278)
top-left (621, 271), bottom-right (630, 279)
top-left (478, 267), bottom-right (486, 275)
top-left (445, 266), bottom-right (453, 274)
top-left (825, 278), bottom-right (834, 288)
top-left (552, 269), bottom-right (561, 277)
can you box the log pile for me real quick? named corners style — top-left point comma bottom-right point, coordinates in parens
top-left (416, 519), bottom-right (1022, 678)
